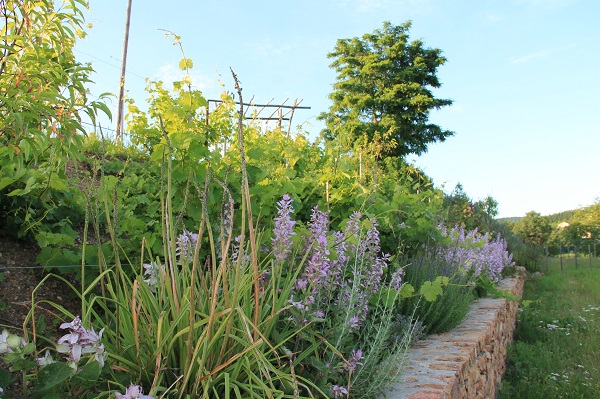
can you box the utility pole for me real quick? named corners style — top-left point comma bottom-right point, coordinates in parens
top-left (115, 0), bottom-right (133, 141)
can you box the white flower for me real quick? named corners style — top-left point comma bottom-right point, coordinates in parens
top-left (114, 384), bottom-right (155, 399)
top-left (0, 329), bottom-right (25, 354)
top-left (36, 349), bottom-right (56, 366)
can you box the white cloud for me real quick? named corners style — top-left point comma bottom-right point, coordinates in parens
top-left (248, 39), bottom-right (293, 58)
top-left (509, 49), bottom-right (551, 65)
top-left (153, 63), bottom-right (215, 92)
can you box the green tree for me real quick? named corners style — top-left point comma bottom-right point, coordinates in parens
top-left (571, 202), bottom-right (600, 241)
top-left (443, 183), bottom-right (498, 233)
top-left (0, 0), bottom-right (109, 236)
top-left (513, 211), bottom-right (551, 247)
top-left (318, 21), bottom-right (453, 160)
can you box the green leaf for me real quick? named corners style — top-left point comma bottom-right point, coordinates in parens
top-left (179, 57), bottom-right (193, 70)
top-left (36, 362), bottom-right (75, 392)
top-left (73, 361), bottom-right (101, 388)
top-left (399, 283), bottom-right (415, 298)
top-left (419, 277), bottom-right (448, 302)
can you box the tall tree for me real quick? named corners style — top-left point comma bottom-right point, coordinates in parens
top-left (319, 21), bottom-right (454, 159)
top-left (513, 211), bottom-right (552, 247)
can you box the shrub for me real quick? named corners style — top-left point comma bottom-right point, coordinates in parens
top-left (398, 251), bottom-right (475, 335)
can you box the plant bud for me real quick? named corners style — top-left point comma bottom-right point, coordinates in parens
top-left (6, 334), bottom-right (23, 350)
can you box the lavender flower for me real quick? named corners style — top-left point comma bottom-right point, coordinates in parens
top-left (114, 384), bottom-right (155, 399)
top-left (271, 194), bottom-right (296, 261)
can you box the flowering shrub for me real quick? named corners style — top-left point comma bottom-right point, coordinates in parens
top-left (437, 224), bottom-right (514, 282)
top-left (271, 196), bottom-right (413, 398)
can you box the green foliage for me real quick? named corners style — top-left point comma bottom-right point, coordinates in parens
top-left (510, 211), bottom-right (552, 271)
top-left (319, 21), bottom-right (454, 160)
top-left (0, 0), bottom-right (109, 247)
top-left (499, 265), bottom-right (600, 399)
top-left (443, 183), bottom-right (498, 233)
top-left (398, 253), bottom-right (475, 335)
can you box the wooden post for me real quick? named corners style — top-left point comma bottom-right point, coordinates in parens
top-left (560, 244), bottom-right (563, 271)
top-left (115, 0), bottom-right (133, 142)
top-left (545, 245), bottom-right (549, 273)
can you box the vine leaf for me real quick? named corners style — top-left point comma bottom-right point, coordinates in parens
top-left (420, 276), bottom-right (449, 302)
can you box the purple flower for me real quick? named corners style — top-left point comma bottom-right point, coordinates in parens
top-left (437, 224), bottom-right (514, 282)
top-left (347, 315), bottom-right (360, 329)
top-left (56, 317), bottom-right (106, 367)
top-left (176, 229), bottom-right (199, 263)
top-left (36, 349), bottom-right (56, 366)
top-left (344, 349), bottom-right (364, 372)
top-left (271, 194), bottom-right (296, 261)
top-left (331, 384), bottom-right (349, 398)
top-left (114, 384), bottom-right (154, 399)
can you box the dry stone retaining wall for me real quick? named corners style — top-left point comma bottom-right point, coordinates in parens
top-left (384, 273), bottom-right (525, 399)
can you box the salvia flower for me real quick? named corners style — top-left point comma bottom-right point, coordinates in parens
top-left (114, 384), bottom-right (155, 399)
top-left (343, 349), bottom-right (364, 372)
top-left (271, 194), bottom-right (296, 261)
top-left (176, 229), bottom-right (199, 263)
top-left (56, 316), bottom-right (107, 367)
top-left (331, 385), bottom-right (349, 398)
top-left (143, 261), bottom-right (163, 292)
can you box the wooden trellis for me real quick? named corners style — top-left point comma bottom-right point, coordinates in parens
top-left (206, 97), bottom-right (310, 135)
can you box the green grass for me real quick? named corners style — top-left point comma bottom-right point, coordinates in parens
top-left (498, 257), bottom-right (600, 399)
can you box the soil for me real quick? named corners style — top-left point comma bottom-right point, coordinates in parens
top-left (0, 233), bottom-right (81, 334)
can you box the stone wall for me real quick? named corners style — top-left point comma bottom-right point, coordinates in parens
top-left (383, 274), bottom-right (525, 399)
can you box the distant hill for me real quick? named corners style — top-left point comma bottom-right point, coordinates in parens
top-left (496, 217), bottom-right (521, 224)
top-left (545, 210), bottom-right (577, 224)
top-left (496, 209), bottom-right (577, 225)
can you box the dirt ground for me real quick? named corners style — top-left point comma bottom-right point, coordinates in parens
top-left (0, 233), bottom-right (80, 334)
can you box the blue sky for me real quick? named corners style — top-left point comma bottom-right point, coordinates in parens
top-left (75, 0), bottom-right (600, 218)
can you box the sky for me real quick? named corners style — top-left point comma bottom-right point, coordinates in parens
top-left (74, 0), bottom-right (600, 219)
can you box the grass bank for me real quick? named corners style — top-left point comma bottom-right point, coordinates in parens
top-left (498, 258), bottom-right (600, 399)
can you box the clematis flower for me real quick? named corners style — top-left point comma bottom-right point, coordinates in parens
top-left (114, 384), bottom-right (155, 399)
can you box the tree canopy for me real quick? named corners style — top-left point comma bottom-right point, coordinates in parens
top-left (513, 211), bottom-right (552, 247)
top-left (318, 21), bottom-right (454, 160)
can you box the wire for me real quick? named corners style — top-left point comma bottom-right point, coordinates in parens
top-left (0, 265), bottom-right (103, 270)
top-left (74, 49), bottom-right (147, 80)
